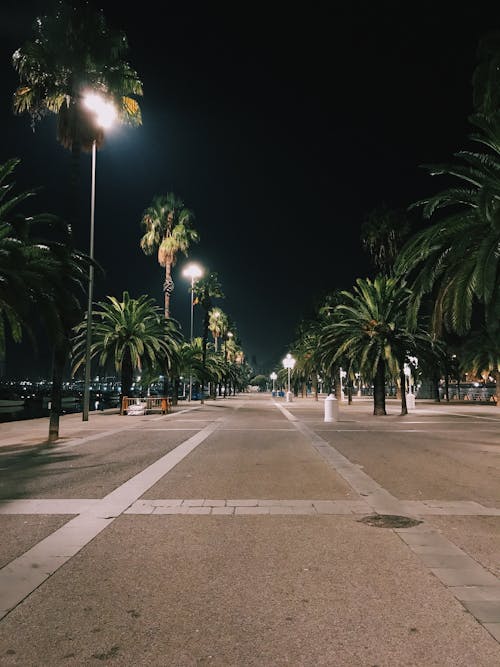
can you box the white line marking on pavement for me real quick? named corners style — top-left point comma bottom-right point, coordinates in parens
top-left (0, 418), bottom-right (222, 620)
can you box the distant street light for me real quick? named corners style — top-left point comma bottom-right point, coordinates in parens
top-left (270, 371), bottom-right (277, 393)
top-left (339, 367), bottom-right (347, 401)
top-left (182, 262), bottom-right (203, 401)
top-left (282, 353), bottom-right (296, 402)
top-left (82, 93), bottom-right (116, 422)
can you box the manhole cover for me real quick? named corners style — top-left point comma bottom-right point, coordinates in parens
top-left (358, 514), bottom-right (423, 528)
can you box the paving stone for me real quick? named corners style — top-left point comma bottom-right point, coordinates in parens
top-left (210, 507), bottom-right (234, 515)
top-left (462, 601), bottom-right (500, 623)
top-left (483, 623), bottom-right (500, 642)
top-left (431, 567), bottom-right (500, 587)
top-left (234, 506), bottom-right (270, 515)
top-left (418, 554), bottom-right (478, 569)
top-left (451, 586), bottom-right (500, 602)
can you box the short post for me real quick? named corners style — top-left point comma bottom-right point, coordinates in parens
top-left (324, 393), bottom-right (338, 422)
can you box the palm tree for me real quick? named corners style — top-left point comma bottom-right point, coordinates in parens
top-left (169, 339), bottom-right (204, 405)
top-left (0, 157), bottom-right (92, 441)
top-left (72, 291), bottom-right (182, 409)
top-left (209, 307), bottom-right (227, 352)
top-left (317, 289), bottom-right (350, 399)
top-left (395, 113), bottom-right (500, 338)
top-left (12, 0), bottom-right (143, 231)
top-left (320, 276), bottom-right (416, 416)
top-left (193, 272), bottom-right (224, 403)
top-left (139, 193), bottom-right (199, 319)
top-left (360, 204), bottom-right (412, 276)
top-left (42, 231), bottom-right (93, 441)
top-left (459, 323), bottom-right (499, 405)
top-left (291, 319), bottom-right (324, 400)
top-left (0, 158), bottom-right (53, 356)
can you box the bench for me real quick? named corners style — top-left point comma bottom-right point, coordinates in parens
top-left (121, 396), bottom-right (171, 415)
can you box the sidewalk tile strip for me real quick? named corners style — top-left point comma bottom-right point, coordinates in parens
top-left (152, 499), bottom-right (184, 507)
top-left (484, 624), bottom-right (500, 642)
top-left (152, 507), bottom-right (189, 514)
top-left (0, 499), bottom-right (100, 514)
top-left (430, 568), bottom-right (500, 587)
top-left (462, 602), bottom-right (500, 623)
top-left (418, 554), bottom-right (483, 568)
top-left (269, 506), bottom-right (317, 515)
top-left (451, 586), bottom-right (500, 602)
top-left (227, 499), bottom-right (259, 506)
top-left (411, 545), bottom-right (468, 556)
top-left (234, 507), bottom-right (270, 515)
top-left (210, 507), bottom-right (235, 515)
top-left (122, 500), bottom-right (154, 515)
top-left (186, 507), bottom-right (212, 514)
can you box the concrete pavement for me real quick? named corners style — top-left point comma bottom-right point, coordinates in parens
top-left (0, 394), bottom-right (499, 665)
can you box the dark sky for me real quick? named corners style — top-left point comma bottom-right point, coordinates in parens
top-left (1, 1), bottom-right (499, 377)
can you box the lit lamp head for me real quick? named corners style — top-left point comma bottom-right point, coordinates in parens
top-left (182, 263), bottom-right (203, 282)
top-left (83, 92), bottom-right (117, 129)
top-left (282, 353), bottom-right (296, 370)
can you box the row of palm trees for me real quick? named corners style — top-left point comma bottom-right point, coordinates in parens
top-left (0, 157), bottom-right (252, 433)
top-left (276, 34), bottom-right (500, 414)
top-left (4, 2), bottom-right (252, 438)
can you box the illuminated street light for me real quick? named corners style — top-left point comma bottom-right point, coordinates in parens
top-left (182, 262), bottom-right (203, 401)
top-left (270, 371), bottom-right (277, 393)
top-left (339, 367), bottom-right (347, 401)
top-left (82, 93), bottom-right (117, 422)
top-left (282, 353), bottom-right (296, 402)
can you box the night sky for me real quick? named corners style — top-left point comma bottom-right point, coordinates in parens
top-left (1, 1), bottom-right (499, 378)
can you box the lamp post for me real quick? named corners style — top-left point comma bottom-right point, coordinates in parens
top-left (182, 262), bottom-right (203, 401)
top-left (223, 331), bottom-right (233, 397)
top-left (270, 372), bottom-right (277, 393)
top-left (82, 93), bottom-right (116, 422)
top-left (355, 372), bottom-right (362, 397)
top-left (282, 353), bottom-right (296, 402)
top-left (339, 367), bottom-right (347, 401)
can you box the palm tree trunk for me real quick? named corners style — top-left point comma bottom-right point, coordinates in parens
top-left (432, 373), bottom-right (441, 402)
top-left (492, 369), bottom-right (499, 406)
top-left (335, 366), bottom-right (342, 401)
top-left (121, 347), bottom-right (134, 407)
top-left (163, 262), bottom-right (174, 319)
top-left (373, 358), bottom-right (387, 416)
top-left (172, 378), bottom-right (179, 406)
top-left (48, 341), bottom-right (68, 443)
top-left (201, 310), bottom-right (209, 405)
top-left (399, 364), bottom-right (408, 416)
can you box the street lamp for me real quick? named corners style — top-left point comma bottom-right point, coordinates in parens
top-left (282, 353), bottom-right (296, 402)
top-left (223, 330), bottom-right (233, 398)
top-left (182, 262), bottom-right (203, 401)
top-left (270, 372), bottom-right (277, 393)
top-left (339, 367), bottom-right (347, 401)
top-left (355, 372), bottom-right (362, 397)
top-left (82, 93), bottom-right (116, 421)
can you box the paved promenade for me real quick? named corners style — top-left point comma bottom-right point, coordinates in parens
top-left (0, 394), bottom-right (499, 665)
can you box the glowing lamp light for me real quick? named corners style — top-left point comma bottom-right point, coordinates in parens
top-left (83, 93), bottom-right (117, 128)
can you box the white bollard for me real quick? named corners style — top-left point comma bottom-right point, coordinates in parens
top-left (286, 391), bottom-right (293, 402)
top-left (406, 392), bottom-right (415, 410)
top-left (324, 393), bottom-right (338, 422)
